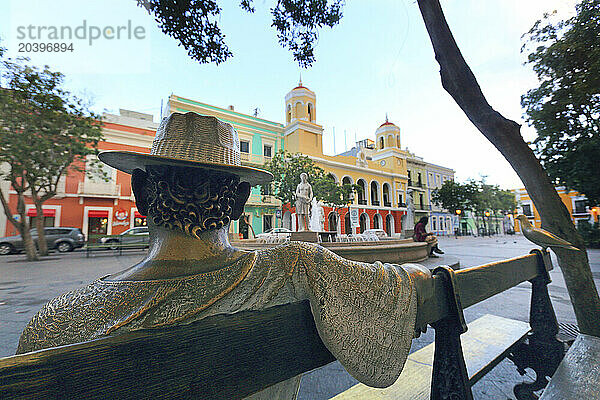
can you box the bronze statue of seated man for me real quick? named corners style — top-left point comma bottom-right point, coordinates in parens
top-left (17, 113), bottom-right (431, 394)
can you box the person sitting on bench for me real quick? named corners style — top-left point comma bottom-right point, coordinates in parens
top-left (17, 112), bottom-right (431, 397)
top-left (414, 216), bottom-right (444, 257)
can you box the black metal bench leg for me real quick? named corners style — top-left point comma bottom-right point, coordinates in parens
top-left (431, 318), bottom-right (473, 400)
top-left (509, 250), bottom-right (565, 400)
top-left (431, 266), bottom-right (474, 400)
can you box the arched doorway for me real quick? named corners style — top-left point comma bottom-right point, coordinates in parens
top-left (344, 212), bottom-right (351, 234)
top-left (283, 211), bottom-right (292, 230)
top-left (385, 214), bottom-right (394, 236)
top-left (373, 213), bottom-right (382, 229)
top-left (328, 212), bottom-right (339, 233)
top-left (359, 213), bottom-right (369, 233)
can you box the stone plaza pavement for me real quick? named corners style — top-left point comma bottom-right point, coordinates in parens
top-left (0, 234), bottom-right (598, 399)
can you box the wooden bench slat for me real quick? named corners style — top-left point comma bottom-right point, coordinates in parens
top-left (416, 253), bottom-right (544, 327)
top-left (0, 301), bottom-right (334, 400)
top-left (540, 334), bottom-right (600, 400)
top-left (331, 314), bottom-right (530, 400)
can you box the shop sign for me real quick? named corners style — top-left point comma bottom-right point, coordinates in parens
top-left (350, 208), bottom-right (359, 228)
top-left (113, 209), bottom-right (129, 226)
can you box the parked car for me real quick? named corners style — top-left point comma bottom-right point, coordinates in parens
top-left (98, 227), bottom-right (149, 250)
top-left (362, 229), bottom-right (388, 239)
top-left (0, 227), bottom-right (85, 255)
top-left (256, 227), bottom-right (292, 240)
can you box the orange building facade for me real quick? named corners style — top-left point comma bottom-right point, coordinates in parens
top-left (1, 110), bottom-right (157, 238)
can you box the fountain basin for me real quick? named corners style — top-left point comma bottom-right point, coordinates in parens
top-left (233, 238), bottom-right (434, 265)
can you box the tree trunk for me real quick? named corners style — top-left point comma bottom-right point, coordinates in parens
top-left (417, 0), bottom-right (600, 335)
top-left (16, 192), bottom-right (38, 261)
top-left (20, 219), bottom-right (38, 260)
top-left (32, 194), bottom-right (49, 256)
top-left (0, 183), bottom-right (38, 261)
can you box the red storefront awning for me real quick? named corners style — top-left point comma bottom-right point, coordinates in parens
top-left (26, 209), bottom-right (56, 217)
top-left (134, 211), bottom-right (146, 218)
top-left (88, 210), bottom-right (109, 218)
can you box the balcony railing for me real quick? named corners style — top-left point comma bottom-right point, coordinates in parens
top-left (408, 181), bottom-right (425, 189)
top-left (573, 208), bottom-right (588, 216)
top-left (416, 204), bottom-right (431, 211)
top-left (371, 200), bottom-right (380, 206)
top-left (384, 202), bottom-right (392, 207)
top-left (78, 181), bottom-right (121, 197)
top-left (246, 193), bottom-right (281, 206)
top-left (240, 152), bottom-right (271, 166)
top-left (358, 199), bottom-right (367, 206)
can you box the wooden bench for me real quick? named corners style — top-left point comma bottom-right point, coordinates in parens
top-left (0, 249), bottom-right (566, 399)
top-left (85, 241), bottom-right (147, 257)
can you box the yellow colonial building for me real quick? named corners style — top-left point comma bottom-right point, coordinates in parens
top-left (167, 81), bottom-right (456, 237)
top-left (513, 187), bottom-right (598, 231)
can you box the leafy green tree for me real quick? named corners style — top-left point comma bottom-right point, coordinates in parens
top-left (137, 0), bottom-right (343, 67)
top-left (263, 150), bottom-right (357, 213)
top-left (577, 220), bottom-right (600, 248)
top-left (431, 180), bottom-right (476, 214)
top-left (0, 57), bottom-right (103, 260)
top-left (522, 0), bottom-right (600, 205)
top-left (434, 178), bottom-right (516, 234)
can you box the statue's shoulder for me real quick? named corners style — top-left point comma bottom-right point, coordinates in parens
top-left (16, 281), bottom-right (101, 353)
top-left (17, 278), bottom-right (143, 354)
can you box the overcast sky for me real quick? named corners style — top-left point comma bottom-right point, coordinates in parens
top-left (1, 0), bottom-right (578, 189)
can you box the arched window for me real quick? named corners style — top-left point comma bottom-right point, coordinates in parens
top-left (307, 103), bottom-right (314, 122)
top-left (286, 104), bottom-right (291, 123)
top-left (327, 173), bottom-right (338, 183)
top-left (342, 176), bottom-right (352, 186)
top-left (379, 137), bottom-right (384, 149)
top-left (370, 181), bottom-right (380, 206)
top-left (357, 179), bottom-right (367, 205)
top-left (383, 183), bottom-right (391, 206)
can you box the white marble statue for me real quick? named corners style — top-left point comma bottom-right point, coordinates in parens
top-left (404, 189), bottom-right (415, 231)
top-left (310, 198), bottom-right (324, 232)
top-left (295, 172), bottom-right (313, 231)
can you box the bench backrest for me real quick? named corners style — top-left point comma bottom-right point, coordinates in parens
top-left (0, 250), bottom-right (554, 399)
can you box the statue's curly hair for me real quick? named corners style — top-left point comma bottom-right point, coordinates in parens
top-left (142, 165), bottom-right (240, 238)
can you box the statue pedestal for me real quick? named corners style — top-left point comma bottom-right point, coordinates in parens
top-left (291, 231), bottom-right (320, 243)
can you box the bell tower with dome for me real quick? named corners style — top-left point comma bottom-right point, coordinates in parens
top-left (284, 79), bottom-right (324, 156)
top-left (375, 115), bottom-right (401, 151)
top-left (372, 115), bottom-right (406, 167)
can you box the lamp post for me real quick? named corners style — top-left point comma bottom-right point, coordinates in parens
top-left (484, 211), bottom-right (491, 236)
top-left (455, 209), bottom-right (462, 238)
